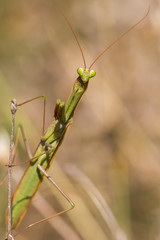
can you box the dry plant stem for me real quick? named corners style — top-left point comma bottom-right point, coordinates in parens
top-left (66, 165), bottom-right (128, 240)
top-left (7, 99), bottom-right (17, 239)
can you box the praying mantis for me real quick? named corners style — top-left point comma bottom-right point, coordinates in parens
top-left (3, 4), bottom-right (149, 240)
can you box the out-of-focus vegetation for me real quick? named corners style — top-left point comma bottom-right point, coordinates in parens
top-left (0, 0), bottom-right (160, 239)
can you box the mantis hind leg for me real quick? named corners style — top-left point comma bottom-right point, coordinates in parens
top-left (13, 164), bottom-right (75, 238)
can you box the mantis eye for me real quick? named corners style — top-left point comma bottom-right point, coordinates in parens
top-left (89, 70), bottom-right (96, 78)
top-left (77, 67), bottom-right (83, 76)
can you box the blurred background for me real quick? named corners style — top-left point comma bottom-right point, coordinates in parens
top-left (0, 0), bottom-right (160, 239)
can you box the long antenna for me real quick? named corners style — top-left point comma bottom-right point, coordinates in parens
top-left (89, 8), bottom-right (150, 70)
top-left (53, 5), bottom-right (87, 69)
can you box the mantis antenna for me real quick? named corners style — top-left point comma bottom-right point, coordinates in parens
top-left (53, 5), bottom-right (87, 69)
top-left (56, 5), bottom-right (149, 72)
top-left (89, 7), bottom-right (150, 70)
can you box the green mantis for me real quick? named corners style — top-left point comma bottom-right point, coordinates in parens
top-left (10, 71), bottom-right (94, 229)
top-left (4, 5), bottom-right (149, 239)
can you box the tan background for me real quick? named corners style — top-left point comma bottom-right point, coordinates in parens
top-left (0, 0), bottom-right (160, 239)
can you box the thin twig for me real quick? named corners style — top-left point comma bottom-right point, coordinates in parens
top-left (7, 99), bottom-right (17, 240)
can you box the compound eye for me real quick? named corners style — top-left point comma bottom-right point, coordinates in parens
top-left (77, 67), bottom-right (84, 76)
top-left (89, 70), bottom-right (96, 78)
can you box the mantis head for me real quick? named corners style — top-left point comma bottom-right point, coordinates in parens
top-left (77, 68), bottom-right (96, 83)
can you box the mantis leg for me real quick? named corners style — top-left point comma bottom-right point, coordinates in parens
top-left (7, 124), bottom-right (34, 167)
top-left (11, 95), bottom-right (47, 165)
top-left (13, 164), bottom-right (75, 238)
top-left (17, 95), bottom-right (46, 138)
top-left (0, 125), bottom-right (31, 185)
top-left (1, 95), bottom-right (46, 184)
